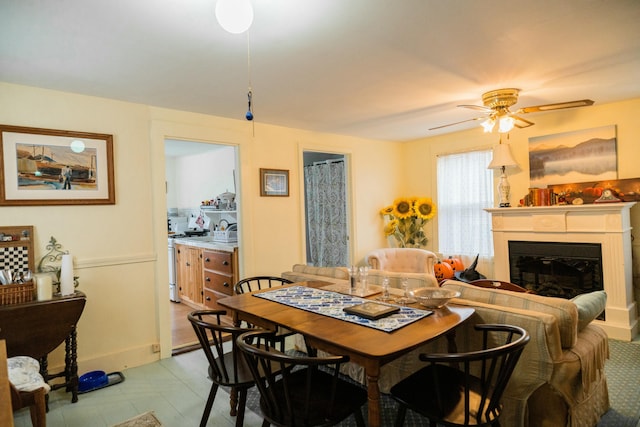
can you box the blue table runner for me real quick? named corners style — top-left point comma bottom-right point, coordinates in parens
top-left (253, 285), bottom-right (432, 332)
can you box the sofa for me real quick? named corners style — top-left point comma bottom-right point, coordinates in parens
top-left (282, 265), bottom-right (610, 427)
top-left (440, 281), bottom-right (609, 427)
top-left (281, 263), bottom-right (439, 291)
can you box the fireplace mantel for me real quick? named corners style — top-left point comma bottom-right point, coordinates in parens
top-left (486, 202), bottom-right (637, 340)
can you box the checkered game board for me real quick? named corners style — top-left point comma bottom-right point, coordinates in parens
top-left (0, 246), bottom-right (31, 272)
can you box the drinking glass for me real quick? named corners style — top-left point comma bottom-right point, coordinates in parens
top-left (358, 266), bottom-right (369, 295)
top-left (396, 276), bottom-right (416, 304)
top-left (348, 266), bottom-right (359, 294)
top-left (376, 276), bottom-right (393, 302)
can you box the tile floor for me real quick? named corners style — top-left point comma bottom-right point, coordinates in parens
top-left (13, 348), bottom-right (264, 427)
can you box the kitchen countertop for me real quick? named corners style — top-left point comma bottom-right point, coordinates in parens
top-left (171, 236), bottom-right (238, 252)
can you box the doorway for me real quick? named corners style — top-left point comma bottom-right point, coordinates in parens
top-left (165, 138), bottom-right (239, 352)
top-left (303, 151), bottom-right (350, 267)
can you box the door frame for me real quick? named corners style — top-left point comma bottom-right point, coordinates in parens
top-left (150, 118), bottom-right (244, 358)
top-left (299, 145), bottom-right (355, 267)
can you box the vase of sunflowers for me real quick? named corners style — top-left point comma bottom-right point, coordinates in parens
top-left (380, 197), bottom-right (436, 248)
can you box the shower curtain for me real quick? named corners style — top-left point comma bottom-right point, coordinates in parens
top-left (304, 160), bottom-right (348, 267)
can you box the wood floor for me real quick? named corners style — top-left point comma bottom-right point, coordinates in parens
top-left (170, 300), bottom-right (199, 354)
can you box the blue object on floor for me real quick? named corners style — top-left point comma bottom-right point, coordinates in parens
top-left (78, 371), bottom-right (124, 394)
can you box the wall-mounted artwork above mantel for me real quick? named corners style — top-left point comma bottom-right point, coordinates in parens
top-left (529, 125), bottom-right (617, 188)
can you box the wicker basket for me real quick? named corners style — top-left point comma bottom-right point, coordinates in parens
top-left (0, 281), bottom-right (35, 305)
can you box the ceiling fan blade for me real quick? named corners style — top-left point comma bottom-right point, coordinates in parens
top-left (458, 104), bottom-right (493, 112)
top-left (510, 114), bottom-right (535, 129)
top-left (429, 117), bottom-right (484, 131)
top-left (516, 99), bottom-right (594, 114)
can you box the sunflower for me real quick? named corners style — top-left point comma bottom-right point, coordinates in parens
top-left (380, 196), bottom-right (437, 248)
top-left (379, 205), bottom-right (394, 216)
top-left (414, 197), bottom-right (436, 220)
top-left (383, 219), bottom-right (398, 236)
top-left (392, 197), bottom-right (413, 219)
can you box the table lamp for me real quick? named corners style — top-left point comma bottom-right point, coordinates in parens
top-left (488, 142), bottom-right (518, 207)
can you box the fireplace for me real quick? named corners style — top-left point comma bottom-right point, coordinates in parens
top-left (508, 241), bottom-right (603, 300)
top-left (486, 203), bottom-right (638, 341)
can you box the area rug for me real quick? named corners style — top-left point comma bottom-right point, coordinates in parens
top-left (111, 411), bottom-right (162, 427)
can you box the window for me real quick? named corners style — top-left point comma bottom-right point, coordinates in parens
top-left (437, 149), bottom-right (494, 258)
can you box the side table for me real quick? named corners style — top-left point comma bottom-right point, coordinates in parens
top-left (0, 291), bottom-right (86, 403)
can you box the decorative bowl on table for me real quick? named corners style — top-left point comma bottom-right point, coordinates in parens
top-left (413, 288), bottom-right (461, 309)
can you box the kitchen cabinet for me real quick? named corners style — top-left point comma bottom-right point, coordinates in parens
top-left (175, 241), bottom-right (238, 323)
top-left (202, 248), bottom-right (239, 325)
top-left (175, 243), bottom-right (203, 306)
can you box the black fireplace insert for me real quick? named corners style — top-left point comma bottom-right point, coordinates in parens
top-left (508, 241), bottom-right (604, 300)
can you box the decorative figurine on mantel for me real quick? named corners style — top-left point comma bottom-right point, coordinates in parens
top-left (37, 236), bottom-right (78, 296)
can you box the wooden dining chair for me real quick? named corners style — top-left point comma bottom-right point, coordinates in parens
top-left (236, 329), bottom-right (368, 427)
top-left (468, 279), bottom-right (535, 294)
top-left (7, 356), bottom-right (50, 427)
top-left (234, 276), bottom-right (295, 351)
top-left (390, 324), bottom-right (530, 427)
top-left (188, 310), bottom-right (257, 427)
top-left (234, 276), bottom-right (293, 294)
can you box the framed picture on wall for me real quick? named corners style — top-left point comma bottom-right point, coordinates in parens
top-left (0, 124), bottom-right (115, 206)
top-left (528, 125), bottom-right (617, 188)
top-left (260, 168), bottom-right (289, 197)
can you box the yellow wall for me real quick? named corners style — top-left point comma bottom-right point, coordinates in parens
top-left (2, 80), bottom-right (639, 373)
top-left (0, 82), bottom-right (402, 372)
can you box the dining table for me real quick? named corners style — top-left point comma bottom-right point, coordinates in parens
top-left (217, 280), bottom-right (474, 427)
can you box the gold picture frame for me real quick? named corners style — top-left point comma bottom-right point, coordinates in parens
top-left (0, 124), bottom-right (115, 205)
top-left (260, 168), bottom-right (289, 197)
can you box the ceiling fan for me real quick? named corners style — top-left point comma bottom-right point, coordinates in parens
top-left (430, 88), bottom-right (594, 133)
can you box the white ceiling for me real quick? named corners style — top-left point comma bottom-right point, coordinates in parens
top-left (1, 0), bottom-right (639, 142)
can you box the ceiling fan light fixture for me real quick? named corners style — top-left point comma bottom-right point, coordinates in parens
top-left (433, 88), bottom-right (594, 134)
top-left (215, 0), bottom-right (254, 34)
top-left (481, 117), bottom-right (495, 132)
top-left (498, 115), bottom-right (515, 133)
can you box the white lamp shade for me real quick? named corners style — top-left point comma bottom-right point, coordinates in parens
top-left (215, 0), bottom-right (254, 34)
top-left (488, 143), bottom-right (518, 169)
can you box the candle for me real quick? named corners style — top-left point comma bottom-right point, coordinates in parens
top-left (36, 274), bottom-right (53, 300)
top-left (60, 254), bottom-right (75, 296)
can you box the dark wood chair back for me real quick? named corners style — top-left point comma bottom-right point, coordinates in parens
top-left (234, 276), bottom-right (295, 351)
top-left (188, 310), bottom-right (256, 427)
top-left (237, 330), bottom-right (367, 427)
top-left (234, 276), bottom-right (293, 294)
top-left (390, 324), bottom-right (530, 427)
top-left (469, 279), bottom-right (535, 294)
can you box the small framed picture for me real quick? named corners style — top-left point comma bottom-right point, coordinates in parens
top-left (343, 302), bottom-right (400, 320)
top-left (260, 168), bottom-right (289, 197)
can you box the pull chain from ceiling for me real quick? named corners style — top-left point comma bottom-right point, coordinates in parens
top-left (245, 30), bottom-right (255, 136)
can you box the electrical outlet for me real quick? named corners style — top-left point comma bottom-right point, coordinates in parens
top-left (152, 343), bottom-right (160, 353)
